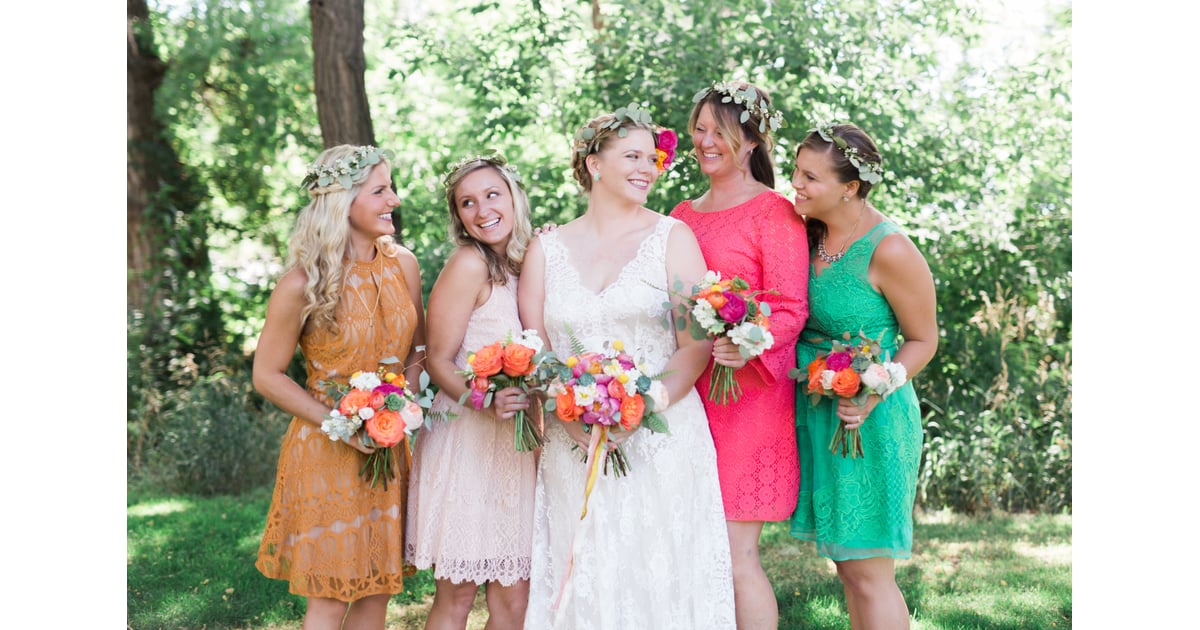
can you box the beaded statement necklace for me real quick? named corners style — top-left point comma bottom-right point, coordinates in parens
top-left (817, 202), bottom-right (866, 264)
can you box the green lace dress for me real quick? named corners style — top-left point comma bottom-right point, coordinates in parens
top-left (791, 221), bottom-right (923, 560)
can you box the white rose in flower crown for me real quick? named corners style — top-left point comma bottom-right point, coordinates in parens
top-left (646, 380), bottom-right (669, 411)
top-left (400, 398), bottom-right (424, 434)
top-left (860, 362), bottom-right (893, 396)
top-left (349, 371), bottom-right (382, 390)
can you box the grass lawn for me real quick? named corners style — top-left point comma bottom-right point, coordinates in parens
top-left (128, 486), bottom-right (1070, 629)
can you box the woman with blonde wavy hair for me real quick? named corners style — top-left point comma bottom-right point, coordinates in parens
top-left (253, 144), bottom-right (427, 630)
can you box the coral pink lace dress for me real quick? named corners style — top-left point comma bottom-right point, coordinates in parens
top-left (671, 190), bottom-right (808, 521)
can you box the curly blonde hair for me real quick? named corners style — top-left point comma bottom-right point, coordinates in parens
top-left (286, 144), bottom-right (399, 333)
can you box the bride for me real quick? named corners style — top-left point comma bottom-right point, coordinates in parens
top-left (518, 105), bottom-right (736, 629)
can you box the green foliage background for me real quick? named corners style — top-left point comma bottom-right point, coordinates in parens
top-left (130, 0), bottom-right (1071, 514)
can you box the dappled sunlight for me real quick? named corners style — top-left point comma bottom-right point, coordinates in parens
top-left (128, 497), bottom-right (193, 517)
top-left (1014, 541), bottom-right (1071, 565)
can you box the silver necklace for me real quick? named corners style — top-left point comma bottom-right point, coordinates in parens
top-left (817, 202), bottom-right (866, 264)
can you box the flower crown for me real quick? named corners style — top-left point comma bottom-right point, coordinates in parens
top-left (301, 145), bottom-right (394, 192)
top-left (812, 123), bottom-right (884, 185)
top-left (574, 104), bottom-right (677, 172)
top-left (692, 82), bottom-right (785, 133)
top-left (441, 150), bottom-right (524, 189)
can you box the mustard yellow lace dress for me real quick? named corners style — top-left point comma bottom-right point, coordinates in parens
top-left (256, 250), bottom-right (418, 600)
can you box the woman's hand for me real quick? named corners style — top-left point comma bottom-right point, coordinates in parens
top-left (558, 418), bottom-right (592, 450)
top-left (837, 394), bottom-right (881, 431)
top-left (533, 222), bottom-right (558, 236)
top-left (348, 430), bottom-right (378, 455)
top-left (712, 336), bottom-right (748, 369)
top-left (488, 386), bottom-right (530, 421)
top-left (605, 427), bottom-right (634, 450)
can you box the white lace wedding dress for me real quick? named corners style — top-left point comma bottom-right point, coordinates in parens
top-left (524, 215), bottom-right (736, 630)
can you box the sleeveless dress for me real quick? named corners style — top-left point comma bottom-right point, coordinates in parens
top-left (671, 190), bottom-right (807, 521)
top-left (405, 273), bottom-right (537, 586)
top-left (256, 248), bottom-right (418, 599)
top-left (790, 221), bottom-right (924, 560)
top-left (524, 216), bottom-right (736, 630)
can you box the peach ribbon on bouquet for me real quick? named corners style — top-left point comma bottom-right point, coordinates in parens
top-left (551, 424), bottom-right (609, 625)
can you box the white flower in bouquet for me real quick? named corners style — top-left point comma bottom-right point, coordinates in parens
top-left (691, 300), bottom-right (723, 334)
top-left (646, 380), bottom-right (669, 411)
top-left (860, 362), bottom-right (893, 396)
top-left (349, 371), bottom-right (382, 390)
top-left (516, 329), bottom-right (544, 353)
top-left (322, 410), bottom-right (361, 442)
top-left (728, 321), bottom-right (774, 358)
top-left (574, 382), bottom-right (600, 407)
top-left (885, 362), bottom-right (908, 390)
top-left (399, 398), bottom-right (424, 433)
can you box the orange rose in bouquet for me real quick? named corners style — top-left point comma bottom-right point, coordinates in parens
top-left (788, 332), bottom-right (908, 459)
top-left (544, 338), bottom-right (669, 519)
top-left (321, 358), bottom-right (426, 488)
top-left (458, 329), bottom-right (561, 452)
top-left (670, 271), bottom-right (777, 404)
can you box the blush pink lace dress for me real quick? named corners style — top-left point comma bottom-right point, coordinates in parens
top-left (405, 274), bottom-right (536, 585)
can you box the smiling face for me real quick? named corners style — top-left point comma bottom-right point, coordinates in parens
top-left (588, 128), bottom-right (660, 205)
top-left (348, 162), bottom-right (399, 240)
top-left (691, 103), bottom-right (754, 178)
top-left (790, 146), bottom-right (854, 220)
top-left (452, 165), bottom-right (516, 254)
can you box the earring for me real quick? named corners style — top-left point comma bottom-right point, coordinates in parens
top-left (593, 172), bottom-right (601, 182)
top-left (841, 195), bottom-right (849, 202)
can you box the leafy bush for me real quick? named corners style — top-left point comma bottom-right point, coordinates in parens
top-left (134, 368), bottom-right (288, 497)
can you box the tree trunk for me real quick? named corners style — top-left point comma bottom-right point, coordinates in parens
top-left (127, 0), bottom-right (165, 310)
top-left (309, 0), bottom-right (376, 148)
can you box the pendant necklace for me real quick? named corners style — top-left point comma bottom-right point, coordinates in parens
top-left (817, 202), bottom-right (867, 264)
top-left (350, 254), bottom-right (383, 325)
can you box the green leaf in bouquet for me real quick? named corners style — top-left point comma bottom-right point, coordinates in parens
top-left (643, 411), bottom-right (670, 434)
top-left (418, 369), bottom-right (431, 391)
top-left (787, 367), bottom-right (803, 380)
top-left (760, 301), bottom-right (772, 316)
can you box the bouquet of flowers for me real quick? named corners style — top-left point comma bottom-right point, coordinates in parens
top-left (671, 270), bottom-right (776, 404)
top-left (457, 329), bottom-right (560, 452)
top-left (321, 357), bottom-right (425, 489)
top-left (544, 338), bottom-right (669, 518)
top-left (788, 331), bottom-right (907, 458)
